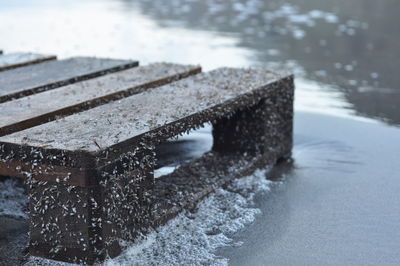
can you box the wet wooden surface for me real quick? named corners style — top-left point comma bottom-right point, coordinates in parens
top-left (0, 52), bottom-right (56, 72)
top-left (0, 63), bottom-right (200, 136)
top-left (0, 68), bottom-right (290, 152)
top-left (0, 57), bottom-right (138, 103)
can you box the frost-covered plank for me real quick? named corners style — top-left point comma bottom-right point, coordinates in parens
top-left (0, 68), bottom-right (292, 153)
top-left (0, 52), bottom-right (56, 72)
top-left (0, 63), bottom-right (200, 136)
top-left (0, 57), bottom-right (138, 103)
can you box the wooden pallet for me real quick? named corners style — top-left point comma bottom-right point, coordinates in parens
top-left (0, 53), bottom-right (294, 264)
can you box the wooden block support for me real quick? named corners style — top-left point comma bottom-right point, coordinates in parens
top-left (0, 52), bottom-right (57, 72)
top-left (27, 147), bottom-right (154, 264)
top-left (212, 82), bottom-right (294, 160)
top-left (0, 57), bottom-right (138, 103)
top-left (0, 67), bottom-right (294, 264)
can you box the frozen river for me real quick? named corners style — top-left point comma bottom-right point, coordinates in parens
top-left (0, 0), bottom-right (399, 265)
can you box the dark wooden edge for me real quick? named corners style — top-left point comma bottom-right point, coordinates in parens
top-left (0, 66), bottom-right (201, 137)
top-left (0, 54), bottom-right (57, 72)
top-left (0, 141), bottom-right (97, 186)
top-left (0, 60), bottom-right (139, 104)
top-left (0, 159), bottom-right (96, 187)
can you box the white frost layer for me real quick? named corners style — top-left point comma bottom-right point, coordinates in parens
top-left (0, 178), bottom-right (28, 219)
top-left (26, 168), bottom-right (276, 266)
top-left (107, 169), bottom-right (273, 266)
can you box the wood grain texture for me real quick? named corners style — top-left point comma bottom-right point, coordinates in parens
top-left (0, 63), bottom-right (201, 136)
top-left (0, 68), bottom-right (291, 153)
top-left (0, 52), bottom-right (57, 72)
top-left (0, 57), bottom-right (138, 103)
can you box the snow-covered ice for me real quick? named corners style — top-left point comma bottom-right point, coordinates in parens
top-left (0, 178), bottom-right (27, 219)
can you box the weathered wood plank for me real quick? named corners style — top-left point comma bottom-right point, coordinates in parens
top-left (0, 63), bottom-right (200, 136)
top-left (0, 68), bottom-right (292, 153)
top-left (0, 52), bottom-right (57, 72)
top-left (0, 57), bottom-right (138, 103)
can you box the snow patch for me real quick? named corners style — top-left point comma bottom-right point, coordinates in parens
top-left (0, 178), bottom-right (28, 219)
top-left (105, 169), bottom-right (273, 266)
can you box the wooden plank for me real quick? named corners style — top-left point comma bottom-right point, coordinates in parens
top-left (0, 52), bottom-right (57, 72)
top-left (0, 68), bottom-right (292, 153)
top-left (0, 57), bottom-right (138, 103)
top-left (0, 63), bottom-right (201, 136)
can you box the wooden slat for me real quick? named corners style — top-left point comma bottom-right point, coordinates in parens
top-left (0, 52), bottom-right (57, 72)
top-left (0, 57), bottom-right (138, 103)
top-left (0, 63), bottom-right (201, 136)
top-left (0, 68), bottom-right (291, 153)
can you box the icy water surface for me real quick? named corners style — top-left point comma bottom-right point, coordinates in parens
top-left (0, 0), bottom-right (399, 265)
